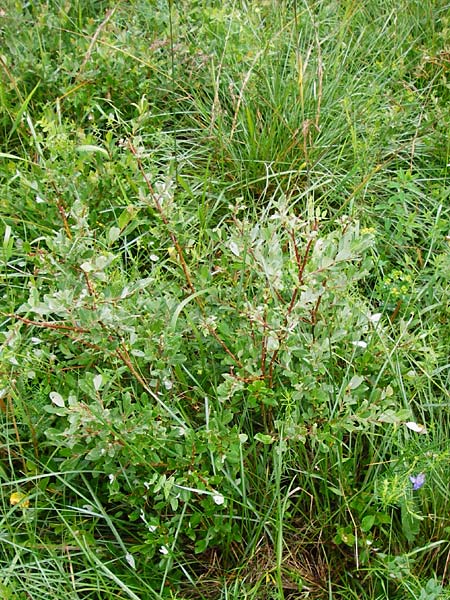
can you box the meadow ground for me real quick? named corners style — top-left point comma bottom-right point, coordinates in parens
top-left (1, 1), bottom-right (449, 598)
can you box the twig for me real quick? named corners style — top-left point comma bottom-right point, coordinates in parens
top-left (266, 225), bottom-right (318, 386)
top-left (9, 314), bottom-right (90, 334)
top-left (7, 394), bottom-right (28, 474)
top-left (115, 342), bottom-right (187, 426)
top-left (128, 140), bottom-right (243, 368)
top-left (78, 7), bottom-right (117, 74)
top-left (56, 200), bottom-right (72, 239)
top-left (128, 140), bottom-right (196, 294)
top-left (442, 546), bottom-right (450, 586)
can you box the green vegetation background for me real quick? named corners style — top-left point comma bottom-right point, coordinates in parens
top-left (0, 1), bottom-right (449, 598)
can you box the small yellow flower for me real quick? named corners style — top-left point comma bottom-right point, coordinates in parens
top-left (10, 491), bottom-right (30, 509)
top-left (167, 246), bottom-right (177, 261)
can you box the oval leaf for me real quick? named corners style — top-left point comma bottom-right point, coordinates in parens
top-left (93, 374), bottom-right (103, 391)
top-left (254, 433), bottom-right (274, 445)
top-left (76, 144), bottom-right (109, 157)
top-left (405, 421), bottom-right (427, 434)
top-left (49, 391), bottom-right (65, 407)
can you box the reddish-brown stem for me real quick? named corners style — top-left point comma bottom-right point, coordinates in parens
top-left (230, 373), bottom-right (264, 384)
top-left (207, 327), bottom-right (243, 367)
top-left (9, 314), bottom-right (90, 333)
top-left (82, 270), bottom-right (97, 303)
top-left (310, 293), bottom-right (323, 327)
top-left (389, 299), bottom-right (402, 323)
top-left (267, 349), bottom-right (278, 388)
top-left (56, 200), bottom-right (72, 240)
top-left (128, 139), bottom-right (242, 368)
top-left (289, 230), bottom-right (303, 285)
top-left (297, 236), bottom-right (314, 285)
top-left (78, 7), bottom-right (117, 74)
top-left (266, 229), bottom-right (316, 385)
top-left (128, 140), bottom-right (195, 295)
top-left (115, 343), bottom-right (149, 391)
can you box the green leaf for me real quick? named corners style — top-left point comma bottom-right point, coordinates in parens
top-left (348, 375), bottom-right (364, 390)
top-left (76, 144), bottom-right (109, 157)
top-left (254, 433), bottom-right (274, 444)
top-left (108, 227), bottom-right (121, 244)
top-left (400, 500), bottom-right (421, 543)
top-left (328, 486), bottom-right (344, 496)
top-left (8, 81), bottom-right (40, 141)
top-left (361, 515), bottom-right (375, 532)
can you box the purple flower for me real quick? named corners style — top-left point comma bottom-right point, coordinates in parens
top-left (409, 473), bottom-right (426, 490)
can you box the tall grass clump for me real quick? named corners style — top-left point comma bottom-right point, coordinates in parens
top-left (1, 0), bottom-right (449, 598)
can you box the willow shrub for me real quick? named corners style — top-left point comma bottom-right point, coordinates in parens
top-left (3, 144), bottom-right (436, 586)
